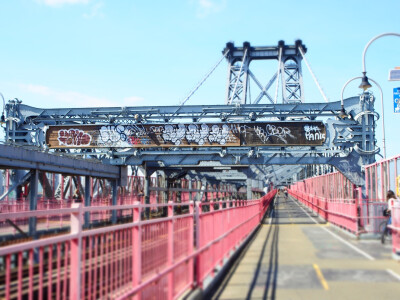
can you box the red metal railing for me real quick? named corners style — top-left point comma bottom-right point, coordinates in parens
top-left (0, 190), bottom-right (276, 300)
top-left (365, 154), bottom-right (400, 202)
top-left (289, 154), bottom-right (400, 258)
top-left (288, 189), bottom-right (360, 233)
top-left (390, 204), bottom-right (400, 256)
top-left (289, 171), bottom-right (361, 234)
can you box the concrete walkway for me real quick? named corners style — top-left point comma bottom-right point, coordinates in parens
top-left (211, 194), bottom-right (400, 300)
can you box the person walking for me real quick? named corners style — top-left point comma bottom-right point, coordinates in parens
top-left (387, 190), bottom-right (399, 223)
top-left (381, 190), bottom-right (398, 244)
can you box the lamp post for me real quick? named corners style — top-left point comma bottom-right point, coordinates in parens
top-left (341, 76), bottom-right (385, 158)
top-left (358, 32), bottom-right (400, 158)
top-left (0, 92), bottom-right (5, 123)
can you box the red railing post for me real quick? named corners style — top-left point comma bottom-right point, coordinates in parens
top-left (132, 201), bottom-right (142, 300)
top-left (167, 201), bottom-right (174, 299)
top-left (188, 201), bottom-right (194, 287)
top-left (70, 203), bottom-right (83, 300)
top-left (194, 201), bottom-right (202, 288)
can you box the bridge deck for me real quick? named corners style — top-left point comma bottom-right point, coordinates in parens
top-left (211, 194), bottom-right (400, 300)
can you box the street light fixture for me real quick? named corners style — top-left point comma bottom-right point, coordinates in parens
top-left (359, 72), bottom-right (372, 90)
top-left (341, 76), bottom-right (385, 158)
top-left (358, 32), bottom-right (400, 158)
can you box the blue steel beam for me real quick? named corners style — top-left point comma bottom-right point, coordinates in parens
top-left (0, 144), bottom-right (120, 179)
top-left (3, 93), bottom-right (377, 186)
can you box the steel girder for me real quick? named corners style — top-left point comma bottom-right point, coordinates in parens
top-left (0, 144), bottom-right (120, 179)
top-left (224, 41), bottom-right (305, 105)
top-left (3, 93), bottom-right (377, 186)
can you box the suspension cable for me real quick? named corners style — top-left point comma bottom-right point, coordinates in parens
top-left (178, 49), bottom-right (230, 107)
top-left (298, 46), bottom-right (329, 103)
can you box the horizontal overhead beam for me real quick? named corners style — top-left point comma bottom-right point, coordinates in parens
top-left (0, 144), bottom-right (120, 179)
top-left (17, 97), bottom-right (359, 123)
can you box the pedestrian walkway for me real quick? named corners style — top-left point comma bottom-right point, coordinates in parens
top-left (211, 194), bottom-right (400, 300)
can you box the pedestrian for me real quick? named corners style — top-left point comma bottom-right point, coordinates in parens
top-left (73, 188), bottom-right (82, 203)
top-left (386, 190), bottom-right (398, 225)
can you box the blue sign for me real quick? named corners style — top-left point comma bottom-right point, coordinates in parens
top-left (394, 87), bottom-right (400, 114)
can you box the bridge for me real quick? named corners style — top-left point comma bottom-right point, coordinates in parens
top-left (0, 39), bottom-right (399, 299)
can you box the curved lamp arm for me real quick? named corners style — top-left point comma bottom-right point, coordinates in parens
top-left (362, 32), bottom-right (400, 73)
top-left (341, 76), bottom-right (362, 107)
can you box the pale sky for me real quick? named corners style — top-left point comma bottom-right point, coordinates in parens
top-left (0, 0), bottom-right (399, 158)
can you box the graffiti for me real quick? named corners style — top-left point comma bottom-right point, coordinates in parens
top-left (162, 124), bottom-right (186, 146)
top-left (208, 124), bottom-right (230, 145)
top-left (99, 125), bottom-right (124, 145)
top-left (304, 125), bottom-right (325, 141)
top-left (98, 125), bottom-right (148, 147)
top-left (185, 124), bottom-right (208, 145)
top-left (95, 124), bottom-right (236, 147)
top-left (57, 129), bottom-right (92, 146)
top-left (244, 124), bottom-right (294, 144)
top-left (47, 121), bottom-right (325, 148)
top-left (162, 124), bottom-right (235, 146)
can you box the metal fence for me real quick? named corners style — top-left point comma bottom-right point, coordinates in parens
top-left (289, 155), bottom-right (400, 258)
top-left (0, 190), bottom-right (276, 299)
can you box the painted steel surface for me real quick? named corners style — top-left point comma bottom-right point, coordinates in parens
top-left (390, 205), bottom-right (400, 254)
top-left (0, 190), bottom-right (276, 300)
top-left (46, 122), bottom-right (326, 149)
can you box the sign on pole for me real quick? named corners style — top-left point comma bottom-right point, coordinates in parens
top-left (394, 87), bottom-right (400, 113)
top-left (389, 67), bottom-right (400, 81)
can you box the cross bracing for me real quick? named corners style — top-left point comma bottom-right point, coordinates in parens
top-left (2, 39), bottom-right (379, 188)
top-left (4, 92), bottom-right (378, 186)
top-left (224, 40), bottom-right (305, 104)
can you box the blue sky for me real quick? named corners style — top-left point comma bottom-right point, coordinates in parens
top-left (0, 0), bottom-right (399, 158)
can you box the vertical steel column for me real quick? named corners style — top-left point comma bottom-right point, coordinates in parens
top-left (164, 175), bottom-right (168, 203)
top-left (84, 176), bottom-right (91, 227)
top-left (60, 175), bottom-right (64, 201)
top-left (5, 169), bottom-right (9, 202)
top-left (189, 179), bottom-right (193, 201)
top-left (225, 42), bottom-right (250, 104)
top-left (111, 180), bottom-right (118, 224)
top-left (29, 169), bottom-right (39, 237)
top-left (144, 175), bottom-right (150, 205)
top-left (247, 178), bottom-right (252, 200)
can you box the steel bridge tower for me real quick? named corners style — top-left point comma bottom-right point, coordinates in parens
top-left (224, 40), bottom-right (305, 105)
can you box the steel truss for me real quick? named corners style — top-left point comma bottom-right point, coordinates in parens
top-left (224, 40), bottom-right (305, 105)
top-left (3, 92), bottom-right (378, 186)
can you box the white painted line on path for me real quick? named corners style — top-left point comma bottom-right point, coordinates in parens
top-left (387, 269), bottom-right (400, 281)
top-left (290, 197), bottom-right (375, 261)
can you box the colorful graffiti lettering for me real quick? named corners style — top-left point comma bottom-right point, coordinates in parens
top-left (57, 129), bottom-right (92, 146)
top-left (98, 125), bottom-right (148, 147)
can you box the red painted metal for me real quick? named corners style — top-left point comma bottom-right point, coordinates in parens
top-left (365, 154), bottom-right (400, 201)
top-left (0, 190), bottom-right (276, 299)
top-left (390, 204), bottom-right (400, 255)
